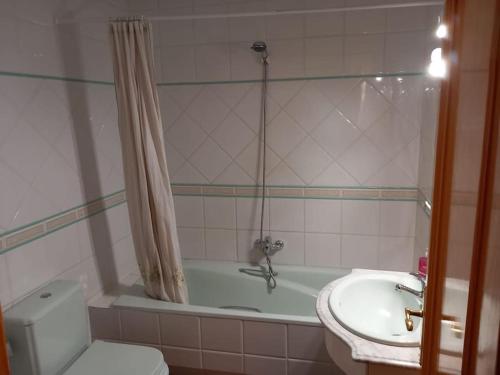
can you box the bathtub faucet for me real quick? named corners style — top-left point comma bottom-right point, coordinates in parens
top-left (255, 236), bottom-right (284, 256)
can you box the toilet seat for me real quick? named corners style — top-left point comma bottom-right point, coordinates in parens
top-left (64, 340), bottom-right (169, 375)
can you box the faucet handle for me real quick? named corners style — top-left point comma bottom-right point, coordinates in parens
top-left (405, 307), bottom-right (424, 331)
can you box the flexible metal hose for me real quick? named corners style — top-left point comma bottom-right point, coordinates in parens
top-left (258, 55), bottom-right (277, 289)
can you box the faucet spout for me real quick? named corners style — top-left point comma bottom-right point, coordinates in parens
top-left (395, 272), bottom-right (426, 298)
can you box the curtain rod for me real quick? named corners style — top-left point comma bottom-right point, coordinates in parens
top-left (56, 1), bottom-right (444, 24)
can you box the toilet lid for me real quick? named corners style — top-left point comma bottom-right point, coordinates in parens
top-left (64, 340), bottom-right (169, 375)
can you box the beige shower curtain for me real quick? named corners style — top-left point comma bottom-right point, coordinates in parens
top-left (110, 19), bottom-right (188, 303)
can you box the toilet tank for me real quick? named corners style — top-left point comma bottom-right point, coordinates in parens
top-left (4, 280), bottom-right (90, 375)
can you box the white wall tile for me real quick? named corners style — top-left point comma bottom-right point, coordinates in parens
top-left (162, 346), bottom-right (203, 369)
top-left (270, 199), bottom-right (304, 232)
top-left (160, 45), bottom-right (196, 82)
top-left (203, 351), bottom-right (244, 373)
top-left (344, 34), bottom-right (384, 75)
top-left (160, 314), bottom-right (201, 348)
top-left (237, 198), bottom-right (269, 231)
top-left (305, 13), bottom-right (344, 37)
top-left (120, 309), bottom-right (160, 345)
top-left (337, 136), bottom-right (390, 183)
top-left (211, 112), bottom-right (255, 158)
top-left (237, 230), bottom-right (265, 264)
top-left (267, 39), bottom-right (305, 78)
top-left (284, 82), bottom-right (335, 133)
top-left (305, 200), bottom-right (341, 233)
top-left (195, 44), bottom-right (231, 81)
top-left (269, 231), bottom-right (304, 265)
top-left (245, 355), bottom-right (287, 375)
top-left (89, 307), bottom-right (121, 341)
top-left (345, 9), bottom-right (386, 34)
top-left (305, 233), bottom-right (341, 267)
top-left (5, 239), bottom-right (52, 300)
top-left (229, 43), bottom-right (263, 80)
top-left (243, 321), bottom-right (286, 357)
top-left (386, 7), bottom-right (428, 32)
top-left (304, 36), bottom-right (344, 76)
top-left (342, 200), bottom-right (380, 235)
top-left (379, 236), bottom-right (414, 271)
top-left (384, 31), bottom-right (428, 72)
top-left (285, 137), bottom-right (333, 184)
top-left (266, 14), bottom-right (304, 40)
top-left (0, 255), bottom-right (13, 306)
top-left (189, 138), bottom-right (232, 181)
top-left (205, 229), bottom-right (237, 261)
top-left (204, 197), bottom-right (236, 229)
top-left (287, 325), bottom-right (330, 361)
top-left (380, 201), bottom-right (416, 236)
top-left (311, 109), bottom-right (361, 160)
top-left (174, 196), bottom-right (204, 228)
top-left (194, 19), bottom-right (229, 44)
top-left (201, 317), bottom-right (242, 352)
top-left (229, 17), bottom-right (266, 42)
top-left (267, 111), bottom-right (306, 159)
top-left (341, 234), bottom-right (379, 269)
top-left (178, 227), bottom-right (205, 259)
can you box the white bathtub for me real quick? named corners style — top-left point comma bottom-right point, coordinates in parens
top-left (114, 260), bottom-right (350, 324)
top-left (91, 261), bottom-right (351, 373)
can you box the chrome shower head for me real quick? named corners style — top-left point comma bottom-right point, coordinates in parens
top-left (251, 41), bottom-right (269, 60)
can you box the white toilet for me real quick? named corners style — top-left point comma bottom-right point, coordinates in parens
top-left (4, 280), bottom-right (169, 375)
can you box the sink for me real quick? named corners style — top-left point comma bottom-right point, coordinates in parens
top-left (328, 272), bottom-right (423, 346)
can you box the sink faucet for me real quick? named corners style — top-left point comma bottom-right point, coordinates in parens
top-left (395, 272), bottom-right (426, 298)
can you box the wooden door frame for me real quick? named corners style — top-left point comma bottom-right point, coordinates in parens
top-left (420, 0), bottom-right (461, 370)
top-left (0, 307), bottom-right (10, 375)
top-left (421, 0), bottom-right (500, 373)
top-left (461, 1), bottom-right (500, 372)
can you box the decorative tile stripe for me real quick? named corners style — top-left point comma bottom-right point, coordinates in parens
top-left (171, 184), bottom-right (418, 201)
top-left (0, 184), bottom-right (419, 256)
top-left (0, 190), bottom-right (127, 255)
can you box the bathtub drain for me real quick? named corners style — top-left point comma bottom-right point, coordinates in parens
top-left (219, 305), bottom-right (262, 313)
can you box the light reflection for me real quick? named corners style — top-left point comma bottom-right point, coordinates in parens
top-left (428, 47), bottom-right (446, 78)
top-left (436, 24), bottom-right (448, 39)
top-left (375, 76), bottom-right (383, 82)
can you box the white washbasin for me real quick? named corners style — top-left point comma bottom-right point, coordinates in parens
top-left (328, 272), bottom-right (423, 346)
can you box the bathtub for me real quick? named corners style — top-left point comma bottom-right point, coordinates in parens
top-left (91, 261), bottom-right (352, 373)
top-left (114, 260), bottom-right (350, 324)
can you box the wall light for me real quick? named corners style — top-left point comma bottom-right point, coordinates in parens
top-left (428, 47), bottom-right (446, 78)
top-left (375, 76), bottom-right (382, 82)
top-left (435, 24), bottom-right (448, 39)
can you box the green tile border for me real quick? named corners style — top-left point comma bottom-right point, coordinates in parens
top-left (0, 184), bottom-right (420, 256)
top-left (0, 190), bottom-right (127, 256)
top-left (0, 70), bottom-right (115, 86)
top-left (170, 184), bottom-right (418, 201)
top-left (0, 70), bottom-right (425, 87)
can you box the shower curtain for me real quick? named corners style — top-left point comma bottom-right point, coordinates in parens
top-left (109, 19), bottom-right (188, 303)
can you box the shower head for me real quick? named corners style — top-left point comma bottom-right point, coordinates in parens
top-left (251, 41), bottom-right (269, 60)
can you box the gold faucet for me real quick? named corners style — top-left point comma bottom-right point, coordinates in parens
top-left (405, 307), bottom-right (424, 331)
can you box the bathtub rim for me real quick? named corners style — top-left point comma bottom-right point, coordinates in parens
top-left (112, 260), bottom-right (353, 326)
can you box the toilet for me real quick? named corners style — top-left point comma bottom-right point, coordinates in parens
top-left (4, 280), bottom-right (169, 375)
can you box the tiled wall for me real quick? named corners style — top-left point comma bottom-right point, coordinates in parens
top-left (173, 195), bottom-right (417, 270)
top-left (0, 0), bottom-right (137, 310)
top-left (155, 1), bottom-right (444, 271)
top-left (161, 76), bottom-right (424, 187)
top-left (0, 0), bottom-right (443, 310)
top-left (90, 306), bottom-right (341, 375)
top-left (413, 77), bottom-right (441, 267)
top-left (152, 2), bottom-right (442, 82)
